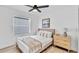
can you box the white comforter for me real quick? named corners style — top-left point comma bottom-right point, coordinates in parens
top-left (21, 37), bottom-right (42, 52)
top-left (17, 35), bottom-right (52, 53)
top-left (30, 35), bottom-right (52, 47)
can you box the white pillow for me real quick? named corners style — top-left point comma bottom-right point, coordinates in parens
top-left (37, 30), bottom-right (52, 38)
top-left (37, 31), bottom-right (41, 36)
top-left (41, 31), bottom-right (46, 37)
top-left (46, 32), bottom-right (52, 38)
top-left (37, 30), bottom-right (44, 37)
top-left (42, 31), bottom-right (47, 38)
top-left (42, 31), bottom-right (52, 38)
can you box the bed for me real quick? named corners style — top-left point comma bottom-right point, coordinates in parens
top-left (17, 29), bottom-right (55, 53)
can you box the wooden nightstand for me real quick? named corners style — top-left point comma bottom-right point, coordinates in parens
top-left (54, 35), bottom-right (71, 52)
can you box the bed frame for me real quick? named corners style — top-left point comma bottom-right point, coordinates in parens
top-left (38, 28), bottom-right (55, 37)
top-left (17, 28), bottom-right (55, 53)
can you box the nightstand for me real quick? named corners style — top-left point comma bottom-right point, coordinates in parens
top-left (54, 34), bottom-right (71, 52)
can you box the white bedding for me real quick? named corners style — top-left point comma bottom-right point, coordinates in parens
top-left (17, 29), bottom-right (53, 53)
top-left (17, 35), bottom-right (53, 53)
top-left (17, 35), bottom-right (52, 47)
top-left (30, 35), bottom-right (52, 47)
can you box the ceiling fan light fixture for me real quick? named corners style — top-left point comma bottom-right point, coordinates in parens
top-left (25, 5), bottom-right (49, 13)
top-left (33, 9), bottom-right (37, 12)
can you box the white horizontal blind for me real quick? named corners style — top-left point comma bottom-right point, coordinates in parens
top-left (13, 17), bottom-right (30, 36)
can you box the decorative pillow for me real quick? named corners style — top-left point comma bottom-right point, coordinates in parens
top-left (39, 31), bottom-right (43, 37)
top-left (37, 31), bottom-right (40, 36)
top-left (42, 31), bottom-right (52, 38)
top-left (37, 31), bottom-right (42, 37)
top-left (42, 32), bottom-right (44, 37)
top-left (46, 32), bottom-right (52, 38)
top-left (45, 33), bottom-right (48, 38)
top-left (37, 30), bottom-right (52, 38)
top-left (42, 31), bottom-right (47, 38)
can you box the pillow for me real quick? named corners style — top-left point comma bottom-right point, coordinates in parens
top-left (48, 32), bottom-right (53, 38)
top-left (42, 31), bottom-right (48, 38)
top-left (43, 31), bottom-right (47, 38)
top-left (42, 32), bottom-right (45, 37)
top-left (41, 31), bottom-right (46, 37)
top-left (37, 30), bottom-right (52, 38)
top-left (45, 33), bottom-right (48, 38)
top-left (38, 31), bottom-right (44, 37)
top-left (37, 31), bottom-right (42, 36)
top-left (44, 31), bottom-right (52, 38)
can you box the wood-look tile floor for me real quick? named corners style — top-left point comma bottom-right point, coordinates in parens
top-left (43, 46), bottom-right (68, 53)
top-left (0, 45), bottom-right (68, 53)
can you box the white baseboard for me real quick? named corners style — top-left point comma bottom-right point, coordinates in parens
top-left (0, 43), bottom-right (16, 52)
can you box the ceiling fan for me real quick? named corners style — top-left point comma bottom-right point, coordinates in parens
top-left (25, 5), bottom-right (49, 13)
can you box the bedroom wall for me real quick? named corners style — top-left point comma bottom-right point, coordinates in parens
top-left (29, 12), bottom-right (40, 35)
top-left (39, 5), bottom-right (78, 32)
top-left (0, 6), bottom-right (31, 49)
top-left (5, 5), bottom-right (40, 35)
top-left (38, 5), bottom-right (78, 51)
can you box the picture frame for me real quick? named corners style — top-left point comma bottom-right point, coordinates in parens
top-left (42, 18), bottom-right (50, 28)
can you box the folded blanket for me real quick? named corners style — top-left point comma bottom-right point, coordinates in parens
top-left (21, 37), bottom-right (42, 52)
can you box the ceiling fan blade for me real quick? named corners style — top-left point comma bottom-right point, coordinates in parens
top-left (36, 8), bottom-right (41, 12)
top-left (26, 5), bottom-right (33, 8)
top-left (38, 5), bottom-right (49, 8)
top-left (29, 8), bottom-right (34, 12)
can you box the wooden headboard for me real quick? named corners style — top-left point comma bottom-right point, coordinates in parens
top-left (38, 28), bottom-right (55, 36)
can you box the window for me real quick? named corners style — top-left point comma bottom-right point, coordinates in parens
top-left (13, 16), bottom-right (31, 36)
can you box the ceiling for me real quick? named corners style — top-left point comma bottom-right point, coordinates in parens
top-left (4, 5), bottom-right (52, 13)
top-left (5, 5), bottom-right (30, 12)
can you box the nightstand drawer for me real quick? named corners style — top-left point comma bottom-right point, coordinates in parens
top-left (54, 39), bottom-right (70, 45)
top-left (54, 36), bottom-right (70, 44)
top-left (54, 41), bottom-right (69, 49)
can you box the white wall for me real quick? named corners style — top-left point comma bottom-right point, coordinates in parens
top-left (39, 5), bottom-right (78, 33)
top-left (6, 5), bottom-right (41, 35)
top-left (29, 13), bottom-right (40, 35)
top-left (0, 6), bottom-right (31, 49)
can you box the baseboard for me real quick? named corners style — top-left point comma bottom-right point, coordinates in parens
top-left (0, 44), bottom-right (16, 53)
